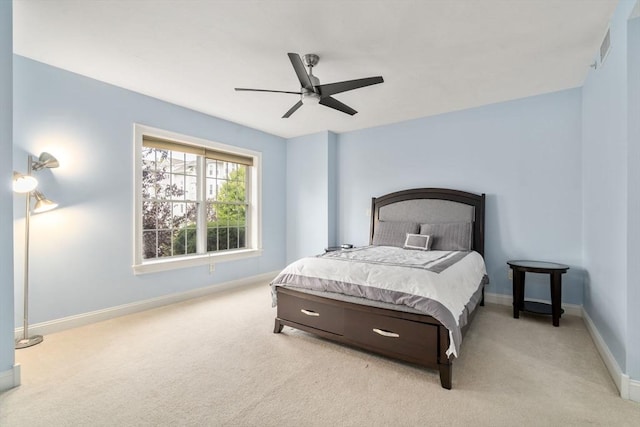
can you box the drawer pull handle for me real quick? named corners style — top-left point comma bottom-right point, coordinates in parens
top-left (300, 309), bottom-right (320, 317)
top-left (373, 328), bottom-right (400, 338)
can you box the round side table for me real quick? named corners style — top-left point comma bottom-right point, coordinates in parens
top-left (507, 260), bottom-right (569, 327)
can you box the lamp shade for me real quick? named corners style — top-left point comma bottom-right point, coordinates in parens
top-left (32, 152), bottom-right (60, 171)
top-left (13, 172), bottom-right (38, 193)
top-left (32, 191), bottom-right (58, 213)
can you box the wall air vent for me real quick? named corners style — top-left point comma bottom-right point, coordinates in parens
top-left (600, 28), bottom-right (611, 66)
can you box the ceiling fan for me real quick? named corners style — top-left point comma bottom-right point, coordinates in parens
top-left (235, 53), bottom-right (384, 118)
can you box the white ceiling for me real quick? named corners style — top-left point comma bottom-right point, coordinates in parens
top-left (13, 0), bottom-right (618, 139)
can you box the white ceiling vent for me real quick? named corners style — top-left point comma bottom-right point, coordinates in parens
top-left (600, 27), bottom-right (611, 65)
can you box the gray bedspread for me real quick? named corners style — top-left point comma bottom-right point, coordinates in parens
top-left (271, 246), bottom-right (489, 357)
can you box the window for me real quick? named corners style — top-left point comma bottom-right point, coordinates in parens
top-left (133, 124), bottom-right (262, 274)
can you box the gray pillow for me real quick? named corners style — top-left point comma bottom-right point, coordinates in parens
top-left (420, 222), bottom-right (472, 251)
top-left (372, 222), bottom-right (419, 247)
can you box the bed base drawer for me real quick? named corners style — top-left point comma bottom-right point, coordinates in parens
top-left (274, 288), bottom-right (452, 389)
top-left (277, 291), bottom-right (344, 335)
top-left (344, 310), bottom-right (438, 365)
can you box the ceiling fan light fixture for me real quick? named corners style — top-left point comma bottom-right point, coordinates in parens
top-left (301, 92), bottom-right (320, 106)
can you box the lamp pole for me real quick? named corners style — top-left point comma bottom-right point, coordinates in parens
top-left (16, 155), bottom-right (43, 349)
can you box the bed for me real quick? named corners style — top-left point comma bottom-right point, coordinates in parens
top-left (271, 188), bottom-right (487, 389)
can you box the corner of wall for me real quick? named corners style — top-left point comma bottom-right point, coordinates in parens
top-left (626, 4), bottom-right (640, 386)
top-left (630, 0), bottom-right (639, 19)
top-left (0, 0), bottom-right (15, 380)
top-left (0, 364), bottom-right (20, 392)
top-left (285, 130), bottom-right (336, 261)
top-left (581, 0), bottom-right (639, 396)
top-left (582, 307), bottom-right (640, 402)
top-left (327, 131), bottom-right (338, 247)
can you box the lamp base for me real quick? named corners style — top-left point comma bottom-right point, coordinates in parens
top-left (15, 335), bottom-right (43, 349)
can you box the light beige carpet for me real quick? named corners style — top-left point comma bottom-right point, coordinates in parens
top-left (1, 281), bottom-right (639, 426)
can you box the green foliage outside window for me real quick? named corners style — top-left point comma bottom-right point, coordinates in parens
top-left (142, 147), bottom-right (248, 259)
top-left (172, 223), bottom-right (246, 254)
top-left (215, 167), bottom-right (246, 223)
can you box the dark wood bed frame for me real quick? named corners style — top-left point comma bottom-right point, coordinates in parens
top-left (273, 188), bottom-right (486, 389)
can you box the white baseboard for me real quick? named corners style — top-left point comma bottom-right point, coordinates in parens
top-left (488, 292), bottom-right (640, 402)
top-left (582, 308), bottom-right (625, 397)
top-left (0, 364), bottom-right (21, 392)
top-left (484, 292), bottom-right (583, 317)
top-left (630, 377), bottom-right (640, 403)
top-left (15, 270), bottom-right (280, 339)
top-left (582, 308), bottom-right (640, 403)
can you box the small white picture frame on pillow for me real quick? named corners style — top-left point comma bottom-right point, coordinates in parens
top-left (403, 233), bottom-right (431, 251)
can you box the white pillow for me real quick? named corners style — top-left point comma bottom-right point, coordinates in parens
top-left (403, 233), bottom-right (431, 251)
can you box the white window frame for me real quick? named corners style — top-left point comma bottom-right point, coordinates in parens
top-left (132, 124), bottom-right (262, 274)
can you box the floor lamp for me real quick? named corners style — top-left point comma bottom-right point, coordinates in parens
top-left (13, 152), bottom-right (59, 349)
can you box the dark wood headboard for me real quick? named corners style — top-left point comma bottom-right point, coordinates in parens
top-left (369, 188), bottom-right (486, 256)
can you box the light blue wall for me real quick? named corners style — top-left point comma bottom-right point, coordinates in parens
top-left (627, 14), bottom-right (640, 382)
top-left (327, 132), bottom-right (337, 249)
top-left (13, 56), bottom-right (287, 325)
top-left (337, 89), bottom-right (584, 304)
top-left (582, 0), bottom-right (637, 376)
top-left (286, 131), bottom-right (336, 263)
top-left (0, 0), bottom-right (15, 381)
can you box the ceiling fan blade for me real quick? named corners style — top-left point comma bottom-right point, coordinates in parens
top-left (319, 96), bottom-right (357, 115)
top-left (287, 53), bottom-right (314, 90)
top-left (316, 76), bottom-right (384, 97)
top-left (282, 100), bottom-right (303, 118)
top-left (235, 88), bottom-right (302, 95)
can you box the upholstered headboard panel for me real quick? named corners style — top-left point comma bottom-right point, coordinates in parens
top-left (378, 199), bottom-right (474, 224)
top-left (370, 188), bottom-right (486, 256)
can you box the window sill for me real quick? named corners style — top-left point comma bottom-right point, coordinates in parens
top-left (132, 248), bottom-right (263, 275)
